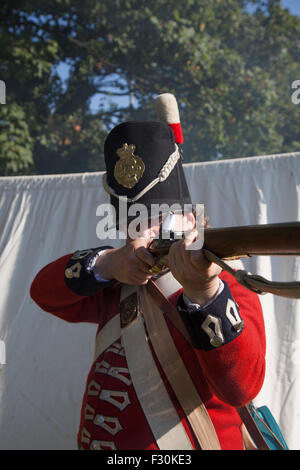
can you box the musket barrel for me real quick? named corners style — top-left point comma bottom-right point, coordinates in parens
top-left (203, 222), bottom-right (300, 259)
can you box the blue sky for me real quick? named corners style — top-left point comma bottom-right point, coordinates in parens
top-left (281, 0), bottom-right (300, 15)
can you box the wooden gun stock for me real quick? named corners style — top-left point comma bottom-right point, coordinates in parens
top-left (148, 222), bottom-right (300, 298)
top-left (149, 222), bottom-right (300, 262)
top-left (203, 222), bottom-right (300, 259)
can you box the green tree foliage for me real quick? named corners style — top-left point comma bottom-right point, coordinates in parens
top-left (0, 0), bottom-right (299, 175)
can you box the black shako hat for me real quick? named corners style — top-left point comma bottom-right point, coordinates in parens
top-left (102, 120), bottom-right (192, 228)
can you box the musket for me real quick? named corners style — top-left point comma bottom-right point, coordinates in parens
top-left (148, 221), bottom-right (300, 299)
top-left (153, 93), bottom-right (300, 298)
top-left (203, 221), bottom-right (300, 259)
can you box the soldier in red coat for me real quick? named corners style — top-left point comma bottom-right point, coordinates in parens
top-left (30, 119), bottom-right (266, 450)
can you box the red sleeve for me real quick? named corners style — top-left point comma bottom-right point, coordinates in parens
top-left (30, 254), bottom-right (104, 324)
top-left (193, 271), bottom-right (266, 406)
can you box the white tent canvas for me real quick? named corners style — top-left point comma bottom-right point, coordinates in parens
top-left (0, 151), bottom-right (299, 449)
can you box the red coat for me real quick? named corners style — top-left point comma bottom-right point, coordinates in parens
top-left (30, 254), bottom-right (266, 450)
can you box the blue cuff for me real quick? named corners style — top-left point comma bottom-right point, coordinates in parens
top-left (177, 281), bottom-right (244, 350)
top-left (64, 247), bottom-right (115, 296)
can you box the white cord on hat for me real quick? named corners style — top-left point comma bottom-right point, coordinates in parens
top-left (102, 144), bottom-right (181, 203)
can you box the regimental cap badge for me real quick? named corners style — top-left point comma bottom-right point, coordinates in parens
top-left (114, 143), bottom-right (145, 189)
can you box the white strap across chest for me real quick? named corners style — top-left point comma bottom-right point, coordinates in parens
top-left (138, 284), bottom-right (221, 450)
top-left (121, 298), bottom-right (193, 450)
top-left (93, 273), bottom-right (221, 450)
top-left (93, 272), bottom-right (180, 361)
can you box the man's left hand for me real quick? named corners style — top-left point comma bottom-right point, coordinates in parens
top-left (168, 230), bottom-right (222, 307)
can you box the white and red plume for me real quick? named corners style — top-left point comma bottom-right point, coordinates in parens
top-left (155, 93), bottom-right (184, 144)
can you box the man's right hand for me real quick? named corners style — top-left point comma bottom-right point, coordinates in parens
top-left (94, 238), bottom-right (156, 285)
